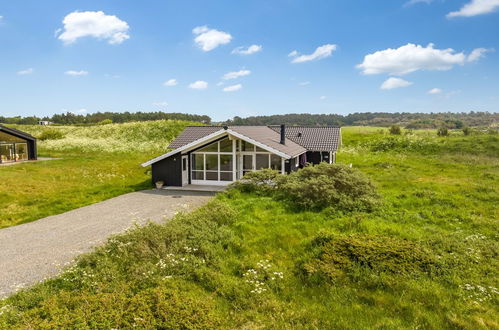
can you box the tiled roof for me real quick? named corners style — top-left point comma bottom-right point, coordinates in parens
top-left (0, 124), bottom-right (36, 141)
top-left (168, 126), bottom-right (221, 148)
top-left (229, 126), bottom-right (306, 158)
top-left (168, 126), bottom-right (307, 158)
top-left (269, 126), bottom-right (341, 151)
top-left (168, 125), bottom-right (341, 154)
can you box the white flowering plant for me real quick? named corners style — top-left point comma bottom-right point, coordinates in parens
top-left (242, 259), bottom-right (284, 294)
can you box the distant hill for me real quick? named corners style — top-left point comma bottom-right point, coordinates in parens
top-left (223, 112), bottom-right (499, 128)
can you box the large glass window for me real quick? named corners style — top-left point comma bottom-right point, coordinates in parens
top-left (270, 154), bottom-right (282, 171)
top-left (219, 138), bottom-right (232, 152)
top-left (192, 154), bottom-right (204, 170)
top-left (220, 155), bottom-right (233, 171)
top-left (16, 143), bottom-right (28, 161)
top-left (256, 154), bottom-right (270, 170)
top-left (191, 147), bottom-right (233, 182)
top-left (0, 144), bottom-right (13, 162)
top-left (205, 154), bottom-right (218, 171)
top-left (242, 141), bottom-right (254, 151)
top-left (243, 154), bottom-right (253, 176)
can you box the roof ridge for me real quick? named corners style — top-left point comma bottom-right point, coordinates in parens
top-left (0, 124), bottom-right (36, 139)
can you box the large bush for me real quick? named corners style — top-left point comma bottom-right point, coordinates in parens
top-left (389, 125), bottom-right (401, 135)
top-left (301, 234), bottom-right (440, 282)
top-left (37, 129), bottom-right (65, 141)
top-left (278, 163), bottom-right (379, 212)
top-left (231, 163), bottom-right (379, 212)
top-left (230, 168), bottom-right (280, 194)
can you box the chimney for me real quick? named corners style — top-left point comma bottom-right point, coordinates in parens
top-left (280, 124), bottom-right (286, 144)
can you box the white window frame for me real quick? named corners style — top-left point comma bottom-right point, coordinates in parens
top-left (191, 139), bottom-right (234, 185)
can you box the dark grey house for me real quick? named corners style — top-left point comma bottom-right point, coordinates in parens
top-left (141, 125), bottom-right (341, 187)
top-left (0, 125), bottom-right (37, 164)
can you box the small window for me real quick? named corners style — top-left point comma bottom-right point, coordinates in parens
top-left (255, 146), bottom-right (267, 152)
top-left (241, 141), bottom-right (254, 152)
top-left (182, 158), bottom-right (187, 171)
top-left (197, 141), bottom-right (218, 152)
top-left (219, 138), bottom-right (232, 152)
top-left (256, 154), bottom-right (270, 170)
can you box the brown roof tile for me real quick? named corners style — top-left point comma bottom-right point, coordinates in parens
top-left (269, 126), bottom-right (341, 151)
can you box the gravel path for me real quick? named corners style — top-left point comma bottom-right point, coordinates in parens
top-left (0, 189), bottom-right (213, 298)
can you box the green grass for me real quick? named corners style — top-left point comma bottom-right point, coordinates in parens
top-left (0, 120), bottom-right (196, 228)
top-left (1, 126), bottom-right (498, 328)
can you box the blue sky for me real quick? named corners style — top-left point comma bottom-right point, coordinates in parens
top-left (0, 0), bottom-right (498, 121)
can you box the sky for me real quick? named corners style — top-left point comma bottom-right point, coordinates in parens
top-left (0, 0), bottom-right (498, 121)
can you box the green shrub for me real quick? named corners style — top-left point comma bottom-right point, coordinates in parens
top-left (437, 127), bottom-right (448, 137)
top-left (389, 125), bottom-right (401, 135)
top-left (362, 136), bottom-right (438, 153)
top-left (98, 119), bottom-right (113, 125)
top-left (2, 285), bottom-right (223, 329)
top-left (462, 126), bottom-right (471, 136)
top-left (230, 168), bottom-right (280, 194)
top-left (302, 234), bottom-right (440, 282)
top-left (37, 129), bottom-right (65, 141)
top-left (278, 163), bottom-right (379, 212)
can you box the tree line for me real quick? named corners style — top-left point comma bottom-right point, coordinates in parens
top-left (223, 112), bottom-right (498, 128)
top-left (1, 111), bottom-right (497, 128)
top-left (0, 111), bottom-right (211, 125)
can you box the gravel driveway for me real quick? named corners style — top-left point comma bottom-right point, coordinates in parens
top-left (0, 189), bottom-right (213, 298)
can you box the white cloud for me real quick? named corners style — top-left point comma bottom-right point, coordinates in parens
top-left (0, 15), bottom-right (3, 23)
top-left (447, 0), bottom-right (499, 18)
top-left (57, 11), bottom-right (129, 45)
top-left (380, 77), bottom-right (413, 90)
top-left (192, 25), bottom-right (232, 51)
top-left (319, 95), bottom-right (327, 100)
top-left (467, 48), bottom-right (493, 62)
top-left (357, 43), bottom-right (488, 75)
top-left (222, 69), bottom-right (251, 80)
top-left (17, 68), bottom-right (34, 75)
top-left (232, 44), bottom-right (262, 55)
top-left (428, 88), bottom-right (443, 94)
top-left (299, 81), bottom-right (311, 86)
top-left (289, 44), bottom-right (337, 63)
top-left (65, 70), bottom-right (88, 76)
top-left (223, 84), bottom-right (242, 92)
top-left (153, 101), bottom-right (168, 107)
top-left (163, 79), bottom-right (178, 86)
top-left (189, 80), bottom-right (208, 90)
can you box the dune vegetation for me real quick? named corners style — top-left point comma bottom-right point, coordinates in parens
top-left (0, 120), bottom-right (197, 228)
top-left (1, 126), bottom-right (497, 328)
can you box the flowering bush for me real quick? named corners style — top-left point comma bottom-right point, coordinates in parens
top-left (242, 259), bottom-right (284, 294)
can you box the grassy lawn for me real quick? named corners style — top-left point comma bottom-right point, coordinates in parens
top-left (1, 127), bottom-right (498, 328)
top-left (0, 120), bottom-right (195, 228)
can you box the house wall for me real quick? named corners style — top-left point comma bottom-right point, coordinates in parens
top-left (151, 152), bottom-right (182, 186)
top-left (285, 157), bottom-right (300, 174)
top-left (306, 151), bottom-right (331, 165)
top-left (28, 139), bottom-right (37, 160)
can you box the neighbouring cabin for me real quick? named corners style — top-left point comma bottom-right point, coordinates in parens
top-left (142, 125), bottom-right (341, 187)
top-left (0, 125), bottom-right (37, 164)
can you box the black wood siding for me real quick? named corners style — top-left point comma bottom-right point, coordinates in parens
top-left (151, 152), bottom-right (182, 186)
top-left (306, 151), bottom-right (331, 165)
top-left (28, 139), bottom-right (37, 160)
top-left (285, 157), bottom-right (300, 174)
